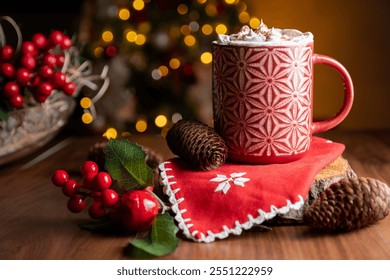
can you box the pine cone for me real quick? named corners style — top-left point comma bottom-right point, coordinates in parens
top-left (166, 119), bottom-right (227, 170)
top-left (304, 177), bottom-right (390, 231)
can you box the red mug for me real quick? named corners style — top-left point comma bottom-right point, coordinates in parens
top-left (212, 39), bottom-right (353, 164)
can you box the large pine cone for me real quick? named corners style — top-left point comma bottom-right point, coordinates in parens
top-left (304, 177), bottom-right (390, 231)
top-left (166, 119), bottom-right (227, 170)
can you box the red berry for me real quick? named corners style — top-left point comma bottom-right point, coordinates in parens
top-left (60, 35), bottom-right (72, 50)
top-left (119, 190), bottom-right (160, 232)
top-left (80, 161), bottom-right (98, 176)
top-left (8, 94), bottom-right (24, 108)
top-left (31, 33), bottom-right (48, 49)
top-left (20, 54), bottom-right (37, 70)
top-left (39, 65), bottom-right (54, 79)
top-left (15, 68), bottom-right (31, 86)
top-left (101, 189), bottom-right (119, 207)
top-left (55, 54), bottom-right (65, 67)
top-left (28, 75), bottom-right (41, 88)
top-left (62, 81), bottom-right (76, 96)
top-left (51, 170), bottom-right (69, 187)
top-left (52, 71), bottom-right (66, 88)
top-left (67, 195), bottom-right (86, 213)
top-left (0, 45), bottom-right (14, 60)
top-left (0, 62), bottom-right (15, 78)
top-left (49, 30), bottom-right (64, 46)
top-left (36, 82), bottom-right (53, 96)
top-left (83, 171), bottom-right (96, 189)
top-left (88, 202), bottom-right (106, 219)
top-left (21, 41), bottom-right (38, 56)
top-left (3, 81), bottom-right (20, 97)
top-left (62, 179), bottom-right (79, 197)
top-left (33, 92), bottom-right (48, 103)
top-left (93, 172), bottom-right (112, 191)
top-left (42, 53), bottom-right (57, 67)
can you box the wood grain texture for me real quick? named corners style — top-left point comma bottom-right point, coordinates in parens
top-left (0, 131), bottom-right (389, 260)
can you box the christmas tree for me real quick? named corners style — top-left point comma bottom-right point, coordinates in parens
top-left (78, 0), bottom-right (258, 136)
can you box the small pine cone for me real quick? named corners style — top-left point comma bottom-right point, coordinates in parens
top-left (166, 119), bottom-right (227, 170)
top-left (304, 177), bottom-right (390, 231)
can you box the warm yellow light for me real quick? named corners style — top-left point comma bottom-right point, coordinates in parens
top-left (239, 11), bottom-right (250, 23)
top-left (93, 46), bottom-right (104, 58)
top-left (224, 0), bottom-right (235, 4)
top-left (135, 34), bottom-right (146, 45)
top-left (177, 4), bottom-right (188, 15)
top-left (201, 24), bottom-right (213, 35)
top-left (103, 128), bottom-right (118, 139)
top-left (158, 65), bottom-right (169, 76)
top-left (80, 97), bottom-right (92, 109)
top-left (135, 119), bottom-right (147, 132)
top-left (82, 112), bottom-right (93, 124)
top-left (197, 0), bottom-right (207, 4)
top-left (200, 52), bottom-right (213, 64)
top-left (155, 115), bottom-right (168, 128)
top-left (118, 8), bottom-right (130, 20)
top-left (215, 24), bottom-right (227, 34)
top-left (133, 0), bottom-right (145, 11)
top-left (205, 4), bottom-right (217, 17)
top-left (102, 30), bottom-right (114, 43)
top-left (184, 35), bottom-right (196, 47)
top-left (169, 58), bottom-right (181, 69)
top-left (180, 25), bottom-right (191, 35)
top-left (126, 31), bottom-right (137, 42)
top-left (249, 17), bottom-right (261, 29)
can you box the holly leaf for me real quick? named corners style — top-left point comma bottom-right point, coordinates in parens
top-left (0, 108), bottom-right (9, 121)
top-left (104, 139), bottom-right (153, 191)
top-left (128, 213), bottom-right (179, 258)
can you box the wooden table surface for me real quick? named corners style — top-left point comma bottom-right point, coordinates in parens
top-left (1, 130), bottom-right (389, 260)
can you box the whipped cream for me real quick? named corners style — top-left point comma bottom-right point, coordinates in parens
top-left (216, 20), bottom-right (313, 46)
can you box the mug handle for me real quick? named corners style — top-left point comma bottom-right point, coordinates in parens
top-left (312, 54), bottom-right (354, 134)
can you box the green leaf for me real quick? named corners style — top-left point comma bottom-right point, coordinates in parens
top-left (104, 139), bottom-right (153, 191)
top-left (0, 108), bottom-right (9, 121)
top-left (128, 213), bottom-right (179, 258)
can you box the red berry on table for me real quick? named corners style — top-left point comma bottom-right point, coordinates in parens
top-left (119, 190), bottom-right (160, 232)
top-left (31, 33), bottom-right (48, 49)
top-left (60, 35), bottom-right (72, 50)
top-left (20, 54), bottom-right (37, 70)
top-left (51, 170), bottom-right (69, 187)
top-left (42, 53), bottom-right (57, 67)
top-left (83, 171), bottom-right (97, 189)
top-left (52, 71), bottom-right (66, 88)
top-left (3, 81), bottom-right (19, 97)
top-left (49, 30), bottom-right (64, 46)
top-left (0, 62), bottom-right (15, 78)
top-left (21, 41), bottom-right (38, 56)
top-left (101, 189), bottom-right (119, 207)
top-left (55, 54), bottom-right (65, 67)
top-left (8, 94), bottom-right (24, 108)
top-left (62, 179), bottom-right (79, 197)
top-left (93, 172), bottom-right (112, 191)
top-left (0, 45), bottom-right (15, 61)
top-left (62, 81), bottom-right (77, 96)
top-left (36, 82), bottom-right (54, 96)
top-left (88, 202), bottom-right (106, 219)
top-left (80, 161), bottom-right (98, 176)
top-left (39, 65), bottom-right (54, 79)
top-left (67, 194), bottom-right (86, 213)
top-left (15, 68), bottom-right (31, 86)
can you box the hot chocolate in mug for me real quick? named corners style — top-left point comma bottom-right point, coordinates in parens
top-left (212, 22), bottom-right (353, 164)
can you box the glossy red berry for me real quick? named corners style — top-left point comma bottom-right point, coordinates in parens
top-left (20, 54), bottom-right (37, 70)
top-left (0, 62), bottom-right (15, 78)
top-left (119, 190), bottom-right (160, 232)
top-left (39, 65), bottom-right (54, 79)
top-left (55, 54), bottom-right (65, 67)
top-left (31, 33), bottom-right (48, 49)
top-left (62, 179), bottom-right (79, 197)
top-left (33, 92), bottom-right (48, 103)
top-left (42, 53), bottom-right (57, 67)
top-left (93, 172), bottom-right (112, 191)
top-left (60, 35), bottom-right (72, 50)
top-left (49, 30), bottom-right (64, 46)
top-left (15, 68), bottom-right (31, 86)
top-left (36, 82), bottom-right (53, 96)
top-left (80, 161), bottom-right (98, 176)
top-left (88, 202), bottom-right (106, 219)
top-left (21, 41), bottom-right (38, 56)
top-left (62, 82), bottom-right (76, 96)
top-left (51, 170), bottom-right (69, 187)
top-left (8, 94), bottom-right (24, 108)
top-left (52, 71), bottom-right (66, 88)
top-left (83, 171), bottom-right (96, 189)
top-left (3, 81), bottom-right (20, 97)
top-left (0, 45), bottom-right (14, 61)
top-left (67, 195), bottom-right (86, 213)
top-left (101, 189), bottom-right (119, 207)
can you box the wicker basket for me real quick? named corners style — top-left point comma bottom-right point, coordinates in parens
top-left (0, 93), bottom-right (76, 166)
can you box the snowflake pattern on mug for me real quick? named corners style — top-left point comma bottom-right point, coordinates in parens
top-left (212, 44), bottom-right (312, 157)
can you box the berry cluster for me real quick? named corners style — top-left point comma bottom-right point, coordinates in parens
top-left (51, 161), bottom-right (160, 232)
top-left (0, 30), bottom-right (77, 109)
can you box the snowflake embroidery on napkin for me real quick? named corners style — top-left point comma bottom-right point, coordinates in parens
top-left (210, 172), bottom-right (250, 194)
